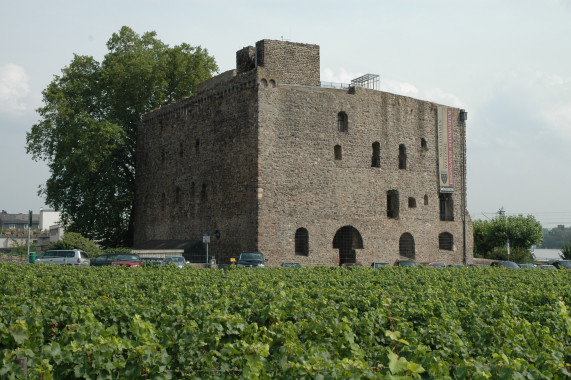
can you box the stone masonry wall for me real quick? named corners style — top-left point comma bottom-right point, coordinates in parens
top-left (135, 71), bottom-right (260, 262)
top-left (255, 40), bottom-right (320, 86)
top-left (256, 82), bottom-right (473, 267)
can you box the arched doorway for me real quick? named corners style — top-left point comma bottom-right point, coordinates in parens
top-left (333, 226), bottom-right (363, 265)
top-left (399, 233), bottom-right (415, 260)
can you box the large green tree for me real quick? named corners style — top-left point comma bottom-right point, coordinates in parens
top-left (26, 27), bottom-right (218, 248)
top-left (473, 214), bottom-right (543, 262)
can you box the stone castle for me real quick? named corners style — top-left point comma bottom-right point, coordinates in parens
top-left (134, 39), bottom-right (473, 266)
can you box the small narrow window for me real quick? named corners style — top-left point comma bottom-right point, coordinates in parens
top-left (201, 184), bottom-right (207, 201)
top-left (161, 192), bottom-right (166, 212)
top-left (179, 142), bottom-right (184, 158)
top-left (398, 144), bottom-right (407, 169)
top-left (439, 232), bottom-right (454, 250)
top-left (371, 142), bottom-right (381, 168)
top-left (337, 112), bottom-right (348, 132)
top-left (195, 138), bottom-right (200, 154)
top-left (424, 194), bottom-right (429, 205)
top-left (334, 145), bottom-right (342, 160)
top-left (295, 228), bottom-right (309, 256)
top-left (189, 182), bottom-right (195, 214)
top-left (387, 190), bottom-right (399, 218)
top-left (176, 186), bottom-right (181, 204)
top-left (439, 193), bottom-right (454, 221)
top-left (408, 197), bottom-right (416, 208)
top-left (161, 150), bottom-right (165, 164)
top-left (421, 138), bottom-right (428, 149)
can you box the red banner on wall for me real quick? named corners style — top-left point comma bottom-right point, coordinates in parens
top-left (437, 106), bottom-right (454, 192)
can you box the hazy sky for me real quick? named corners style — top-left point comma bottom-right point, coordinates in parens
top-left (1, 0), bottom-right (570, 228)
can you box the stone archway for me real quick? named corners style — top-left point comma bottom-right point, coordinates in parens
top-left (333, 225), bottom-right (363, 265)
top-left (399, 232), bottom-right (415, 260)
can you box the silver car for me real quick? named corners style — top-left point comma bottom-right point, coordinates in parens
top-left (162, 256), bottom-right (187, 268)
top-left (35, 249), bottom-right (90, 266)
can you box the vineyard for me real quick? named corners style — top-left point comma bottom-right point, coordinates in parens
top-left (1, 264), bottom-right (570, 379)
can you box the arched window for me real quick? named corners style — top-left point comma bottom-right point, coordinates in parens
top-left (421, 138), bottom-right (428, 149)
top-left (399, 144), bottom-right (407, 169)
top-left (371, 142), bottom-right (380, 168)
top-left (399, 233), bottom-right (415, 259)
top-left (424, 194), bottom-right (429, 205)
top-left (408, 197), bottom-right (416, 208)
top-left (439, 232), bottom-right (454, 250)
top-left (387, 190), bottom-right (399, 218)
top-left (334, 145), bottom-right (342, 160)
top-left (337, 112), bottom-right (348, 132)
top-left (295, 228), bottom-right (309, 256)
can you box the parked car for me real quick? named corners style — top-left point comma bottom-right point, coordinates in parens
top-left (237, 252), bottom-right (266, 268)
top-left (448, 264), bottom-right (465, 269)
top-left (162, 256), bottom-right (187, 268)
top-left (281, 262), bottom-right (301, 268)
top-left (518, 263), bottom-right (536, 269)
top-left (395, 260), bottom-right (417, 267)
top-left (490, 261), bottom-right (519, 268)
top-left (140, 257), bottom-right (163, 266)
top-left (371, 262), bottom-right (390, 268)
top-left (35, 249), bottom-right (90, 266)
top-left (552, 260), bottom-right (571, 269)
top-left (342, 263), bottom-right (363, 269)
top-left (111, 254), bottom-right (143, 268)
top-left (538, 264), bottom-right (557, 270)
top-left (91, 253), bottom-right (119, 267)
top-left (421, 262), bottom-right (447, 268)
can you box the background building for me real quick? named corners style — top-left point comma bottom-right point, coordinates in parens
top-left (134, 39), bottom-right (473, 266)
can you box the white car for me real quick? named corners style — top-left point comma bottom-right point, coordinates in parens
top-left (35, 249), bottom-right (90, 266)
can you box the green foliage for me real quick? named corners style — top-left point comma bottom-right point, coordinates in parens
top-left (47, 232), bottom-right (103, 257)
top-left (7, 239), bottom-right (39, 257)
top-left (561, 241), bottom-right (571, 260)
top-left (105, 247), bottom-right (132, 254)
top-left (0, 265), bottom-right (569, 378)
top-left (26, 26), bottom-right (218, 248)
top-left (487, 246), bottom-right (535, 263)
top-left (542, 225), bottom-right (571, 248)
top-left (474, 214), bottom-right (543, 260)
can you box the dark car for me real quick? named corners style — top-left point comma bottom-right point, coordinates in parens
top-left (371, 262), bottom-right (390, 268)
top-left (552, 260), bottom-right (571, 269)
top-left (90, 253), bottom-right (119, 267)
top-left (237, 252), bottom-right (266, 267)
top-left (140, 257), bottom-right (163, 266)
top-left (490, 261), bottom-right (519, 268)
top-left (111, 254), bottom-right (143, 268)
top-left (518, 263), bottom-right (536, 269)
top-left (395, 260), bottom-right (417, 267)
